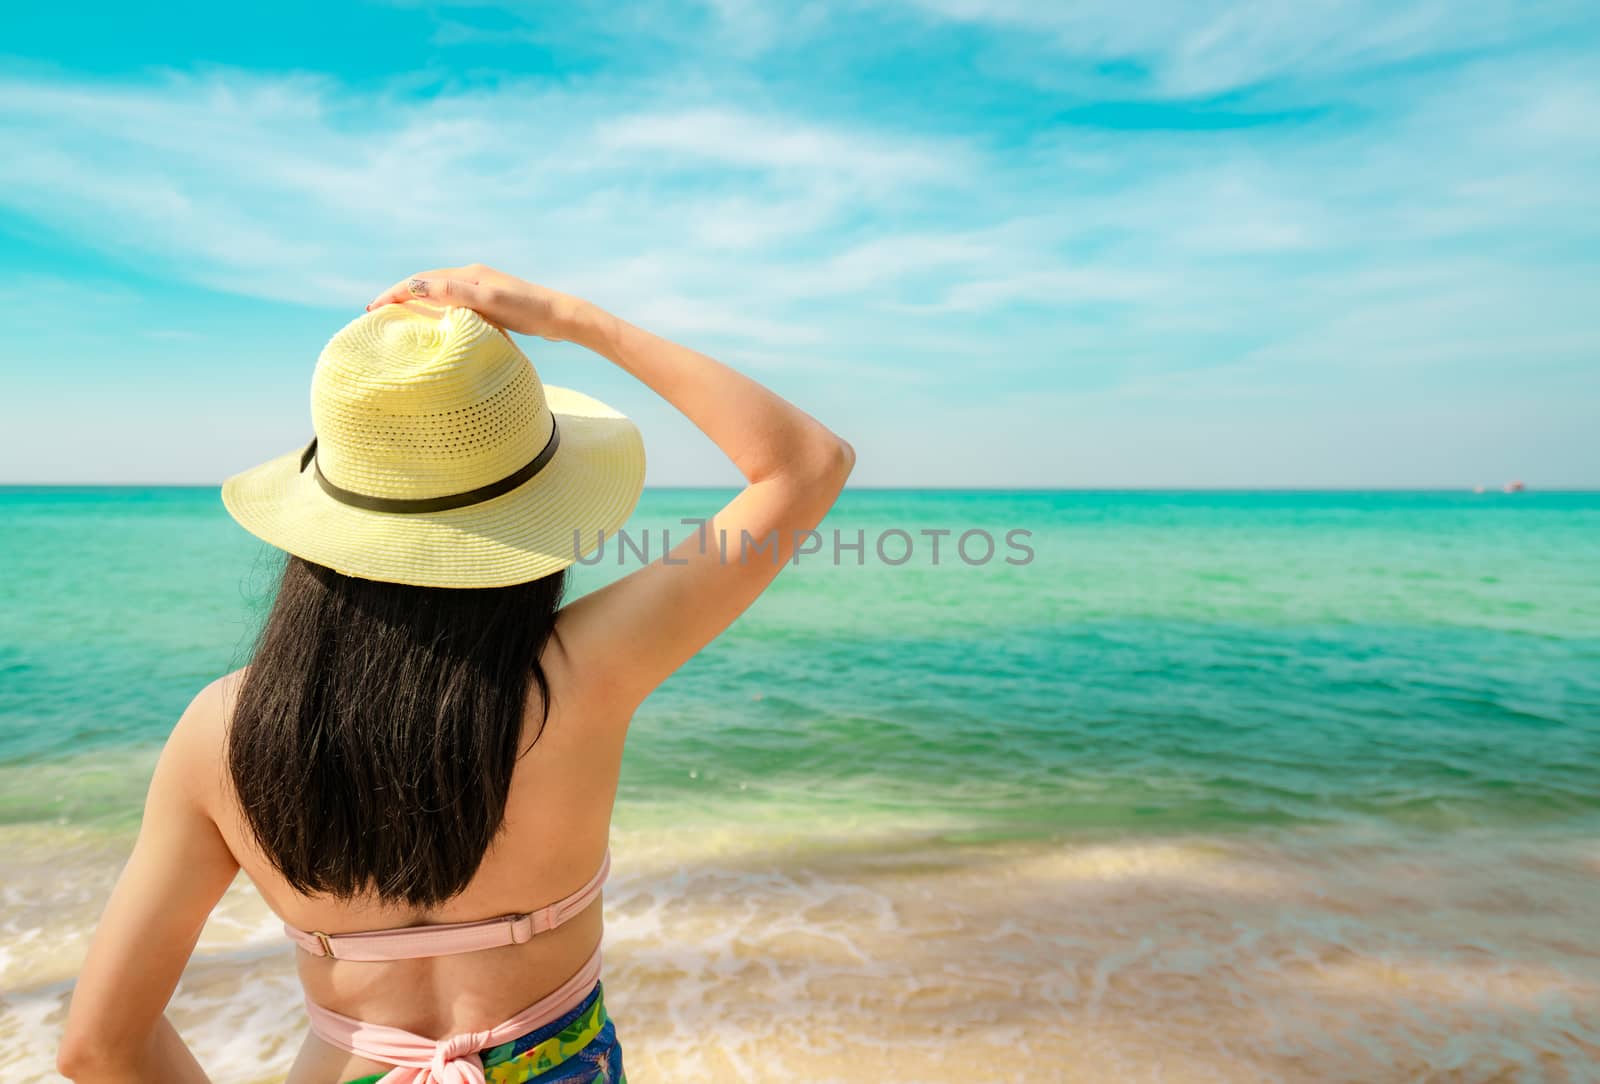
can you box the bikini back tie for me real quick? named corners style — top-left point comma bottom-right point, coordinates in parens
top-left (303, 944), bottom-right (604, 1084)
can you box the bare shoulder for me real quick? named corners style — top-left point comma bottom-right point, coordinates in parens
top-left (536, 630), bottom-right (630, 752)
top-left (159, 669), bottom-right (247, 805)
top-left (178, 668), bottom-right (245, 739)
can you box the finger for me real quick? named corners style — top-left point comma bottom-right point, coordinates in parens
top-left (366, 270), bottom-right (458, 310)
top-left (404, 276), bottom-right (494, 310)
top-left (365, 267), bottom-right (476, 310)
top-left (366, 273), bottom-right (439, 310)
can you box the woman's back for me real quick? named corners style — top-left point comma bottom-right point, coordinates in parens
top-left (206, 637), bottom-right (620, 1083)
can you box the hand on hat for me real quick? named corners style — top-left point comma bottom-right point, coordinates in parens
top-left (366, 264), bottom-right (590, 343)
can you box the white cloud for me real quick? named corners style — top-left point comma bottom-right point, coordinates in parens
top-left (1, 1), bottom-right (1597, 484)
top-left (0, 72), bottom-right (978, 325)
top-left (899, 0), bottom-right (1599, 98)
top-left (597, 107), bottom-right (958, 184)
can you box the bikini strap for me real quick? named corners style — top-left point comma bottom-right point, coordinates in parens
top-left (285, 849), bottom-right (610, 962)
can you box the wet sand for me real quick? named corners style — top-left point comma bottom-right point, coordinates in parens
top-left (4, 816), bottom-right (1597, 1083)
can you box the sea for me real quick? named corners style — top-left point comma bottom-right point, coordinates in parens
top-left (2, 488), bottom-right (1597, 1082)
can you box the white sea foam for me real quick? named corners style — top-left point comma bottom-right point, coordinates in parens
top-left (4, 816), bottom-right (1598, 1082)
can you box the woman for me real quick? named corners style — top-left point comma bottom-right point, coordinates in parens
top-left (56, 264), bottom-right (854, 1084)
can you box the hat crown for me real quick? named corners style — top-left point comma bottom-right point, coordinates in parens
top-left (311, 305), bottom-right (554, 501)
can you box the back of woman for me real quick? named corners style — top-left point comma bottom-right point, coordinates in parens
top-left (56, 265), bottom-right (854, 1084)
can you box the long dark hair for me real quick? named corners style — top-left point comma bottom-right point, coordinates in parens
top-left (228, 555), bottom-right (566, 908)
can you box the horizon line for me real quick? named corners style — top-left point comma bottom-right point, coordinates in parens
top-left (2, 483), bottom-right (1596, 494)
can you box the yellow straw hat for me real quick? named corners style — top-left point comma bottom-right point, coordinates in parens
top-left (222, 301), bottom-right (645, 588)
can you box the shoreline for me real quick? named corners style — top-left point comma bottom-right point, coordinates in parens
top-left (5, 818), bottom-right (1597, 1082)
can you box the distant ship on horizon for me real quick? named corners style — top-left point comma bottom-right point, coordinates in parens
top-left (1504, 480), bottom-right (1526, 493)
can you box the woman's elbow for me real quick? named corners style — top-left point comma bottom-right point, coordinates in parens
top-left (57, 1023), bottom-right (123, 1081)
top-left (768, 431), bottom-right (853, 504)
top-left (807, 433), bottom-right (855, 491)
top-left (57, 1034), bottom-right (99, 1081)
top-left (836, 436), bottom-right (856, 479)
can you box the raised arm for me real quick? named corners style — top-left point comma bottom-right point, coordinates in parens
top-left (370, 266), bottom-right (854, 714)
top-left (554, 296), bottom-right (854, 700)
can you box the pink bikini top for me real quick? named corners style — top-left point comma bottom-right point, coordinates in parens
top-left (284, 849), bottom-right (612, 1084)
top-left (283, 848), bottom-right (610, 961)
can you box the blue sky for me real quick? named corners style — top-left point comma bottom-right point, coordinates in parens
top-left (2, 1), bottom-right (1597, 486)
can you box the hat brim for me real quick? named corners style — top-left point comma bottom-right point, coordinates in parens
top-left (221, 385), bottom-right (645, 588)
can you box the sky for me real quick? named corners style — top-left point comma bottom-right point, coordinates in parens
top-left (1, 0), bottom-right (1597, 487)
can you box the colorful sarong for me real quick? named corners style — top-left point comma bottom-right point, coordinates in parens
top-left (343, 983), bottom-right (623, 1084)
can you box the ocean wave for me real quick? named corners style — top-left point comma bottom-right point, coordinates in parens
top-left (4, 817), bottom-right (1598, 1082)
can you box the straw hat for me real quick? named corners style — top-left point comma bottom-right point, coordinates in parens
top-left (222, 301), bottom-right (645, 588)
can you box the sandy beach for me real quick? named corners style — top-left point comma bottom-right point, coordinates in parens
top-left (5, 809), bottom-right (1598, 1082)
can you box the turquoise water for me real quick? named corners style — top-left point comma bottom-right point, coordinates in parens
top-left (3, 487), bottom-right (1598, 839)
top-left (5, 488), bottom-right (1600, 1082)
